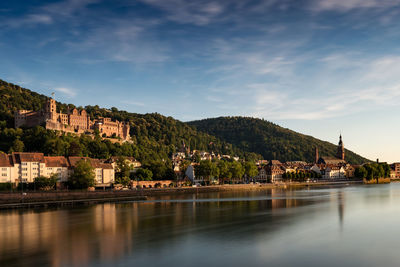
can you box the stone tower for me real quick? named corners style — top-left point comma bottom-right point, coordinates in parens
top-left (315, 146), bottom-right (319, 164)
top-left (336, 134), bottom-right (345, 160)
top-left (45, 98), bottom-right (57, 122)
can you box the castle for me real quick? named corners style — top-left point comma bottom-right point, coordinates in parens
top-left (14, 98), bottom-right (130, 140)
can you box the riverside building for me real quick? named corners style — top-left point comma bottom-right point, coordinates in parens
top-left (0, 152), bottom-right (115, 186)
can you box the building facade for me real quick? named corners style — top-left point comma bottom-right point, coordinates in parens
top-left (15, 98), bottom-right (130, 140)
top-left (0, 152), bottom-right (115, 186)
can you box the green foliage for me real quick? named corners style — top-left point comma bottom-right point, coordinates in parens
top-left (195, 160), bottom-right (219, 182)
top-left (244, 162), bottom-right (258, 178)
top-left (132, 168), bottom-right (153, 181)
top-left (356, 163), bottom-right (391, 180)
top-left (0, 183), bottom-right (13, 191)
top-left (69, 159), bottom-right (95, 189)
top-left (115, 156), bottom-right (132, 181)
top-left (229, 161), bottom-right (244, 179)
top-left (34, 174), bottom-right (57, 190)
top-left (189, 117), bottom-right (370, 164)
top-left (115, 176), bottom-right (131, 186)
top-left (217, 160), bottom-right (232, 180)
top-left (355, 166), bottom-right (368, 179)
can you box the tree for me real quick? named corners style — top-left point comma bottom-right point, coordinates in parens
top-left (34, 174), bottom-right (58, 190)
top-left (217, 160), bottom-right (231, 182)
top-left (69, 159), bottom-right (95, 189)
top-left (355, 166), bottom-right (368, 179)
top-left (9, 138), bottom-right (24, 153)
top-left (132, 168), bottom-right (153, 181)
top-left (115, 157), bottom-right (132, 179)
top-left (244, 162), bottom-right (258, 179)
top-left (195, 160), bottom-right (219, 184)
top-left (230, 161), bottom-right (244, 181)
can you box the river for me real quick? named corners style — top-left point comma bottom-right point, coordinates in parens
top-left (1, 183), bottom-right (400, 267)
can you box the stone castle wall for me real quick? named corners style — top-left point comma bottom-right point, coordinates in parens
top-left (15, 98), bottom-right (130, 140)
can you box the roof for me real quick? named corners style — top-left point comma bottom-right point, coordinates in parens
top-left (318, 157), bottom-right (346, 165)
top-left (0, 153), bottom-right (12, 167)
top-left (268, 160), bottom-right (282, 165)
top-left (68, 157), bottom-right (113, 169)
top-left (12, 152), bottom-right (45, 163)
top-left (44, 156), bottom-right (69, 167)
top-left (67, 157), bottom-right (90, 168)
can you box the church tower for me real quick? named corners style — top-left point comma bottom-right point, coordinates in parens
top-left (315, 146), bottom-right (319, 164)
top-left (336, 134), bottom-right (345, 160)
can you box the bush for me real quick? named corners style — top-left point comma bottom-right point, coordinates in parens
top-left (34, 175), bottom-right (57, 190)
top-left (0, 183), bottom-right (13, 191)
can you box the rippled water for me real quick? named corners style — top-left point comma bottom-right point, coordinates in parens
top-left (1, 183), bottom-right (400, 267)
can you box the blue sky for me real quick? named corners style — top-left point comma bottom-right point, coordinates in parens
top-left (1, 0), bottom-right (400, 162)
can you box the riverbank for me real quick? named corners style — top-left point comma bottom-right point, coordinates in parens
top-left (0, 180), bottom-right (363, 209)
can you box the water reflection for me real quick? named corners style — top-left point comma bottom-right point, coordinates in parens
top-left (0, 184), bottom-right (399, 267)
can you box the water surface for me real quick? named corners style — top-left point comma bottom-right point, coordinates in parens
top-left (1, 184), bottom-right (400, 267)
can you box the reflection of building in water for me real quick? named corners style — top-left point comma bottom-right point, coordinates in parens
top-left (338, 191), bottom-right (345, 230)
top-left (269, 188), bottom-right (300, 210)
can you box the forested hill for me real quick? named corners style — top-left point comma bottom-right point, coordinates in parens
top-left (188, 117), bottom-right (370, 165)
top-left (0, 79), bottom-right (261, 167)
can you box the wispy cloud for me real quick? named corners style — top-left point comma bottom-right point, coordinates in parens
top-left (310, 0), bottom-right (400, 12)
top-left (54, 87), bottom-right (77, 98)
top-left (138, 0), bottom-right (227, 25)
top-left (2, 0), bottom-right (99, 28)
top-left (121, 100), bottom-right (146, 107)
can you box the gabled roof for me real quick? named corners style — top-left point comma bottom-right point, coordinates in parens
top-left (318, 157), bottom-right (346, 165)
top-left (12, 152), bottom-right (45, 163)
top-left (44, 156), bottom-right (68, 167)
top-left (268, 160), bottom-right (282, 165)
top-left (67, 157), bottom-right (113, 169)
top-left (0, 153), bottom-right (12, 167)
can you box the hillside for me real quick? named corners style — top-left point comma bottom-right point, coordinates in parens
top-left (0, 79), bottom-right (261, 171)
top-left (188, 117), bottom-right (370, 165)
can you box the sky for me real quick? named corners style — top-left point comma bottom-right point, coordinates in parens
top-left (1, 0), bottom-right (400, 162)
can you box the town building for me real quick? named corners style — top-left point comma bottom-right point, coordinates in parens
top-left (15, 98), bottom-right (130, 140)
top-left (265, 160), bottom-right (285, 183)
top-left (0, 152), bottom-right (115, 186)
top-left (391, 163), bottom-right (400, 179)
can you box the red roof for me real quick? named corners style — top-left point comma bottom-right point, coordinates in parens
top-left (44, 156), bottom-right (68, 167)
top-left (0, 153), bottom-right (12, 167)
top-left (12, 152), bottom-right (45, 163)
top-left (68, 157), bottom-right (113, 169)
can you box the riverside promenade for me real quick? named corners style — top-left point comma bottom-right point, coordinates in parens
top-left (0, 180), bottom-right (363, 209)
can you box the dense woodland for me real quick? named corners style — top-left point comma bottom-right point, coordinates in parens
top-left (188, 117), bottom-right (370, 165)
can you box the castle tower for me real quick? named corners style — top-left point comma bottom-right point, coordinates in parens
top-left (315, 146), bottom-right (319, 164)
top-left (122, 122), bottom-right (130, 140)
top-left (45, 98), bottom-right (57, 122)
top-left (337, 134), bottom-right (345, 160)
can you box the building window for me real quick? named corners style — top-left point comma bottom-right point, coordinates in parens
top-left (22, 162), bottom-right (27, 166)
top-left (2, 174), bottom-right (7, 177)
top-left (2, 168), bottom-right (6, 171)
top-left (22, 168), bottom-right (28, 171)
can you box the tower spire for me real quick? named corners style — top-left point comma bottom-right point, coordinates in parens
top-left (337, 134), bottom-right (345, 161)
